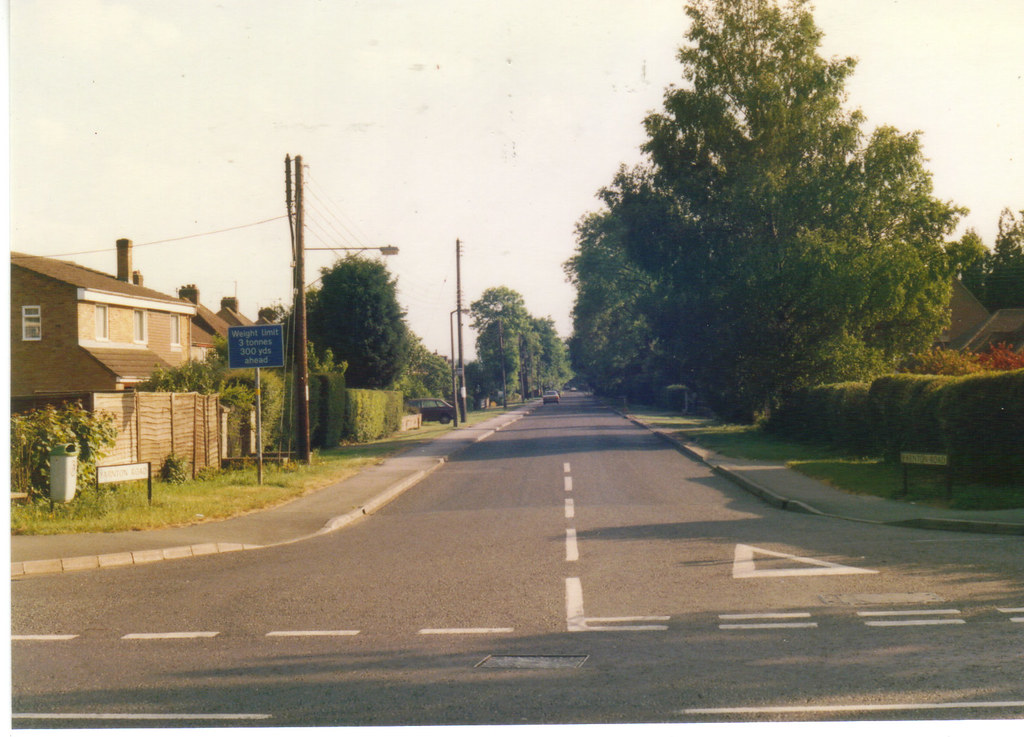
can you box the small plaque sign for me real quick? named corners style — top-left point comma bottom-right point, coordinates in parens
top-left (900, 452), bottom-right (948, 467)
top-left (97, 462), bottom-right (151, 484)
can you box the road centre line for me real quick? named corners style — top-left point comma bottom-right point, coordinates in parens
top-left (864, 619), bottom-right (966, 627)
top-left (266, 630), bottom-right (359, 637)
top-left (997, 607), bottom-right (1024, 612)
top-left (680, 701), bottom-right (1024, 716)
top-left (719, 612), bottom-right (812, 620)
top-left (418, 628), bottom-right (514, 635)
top-left (565, 499), bottom-right (574, 519)
top-left (719, 622), bottom-right (818, 630)
top-left (566, 528), bottom-right (579, 561)
top-left (12, 634), bottom-right (79, 641)
top-left (564, 476), bottom-right (573, 492)
top-left (565, 577), bottom-right (668, 632)
top-left (13, 712), bottom-right (272, 721)
top-left (857, 609), bottom-right (961, 617)
top-left (122, 632), bottom-right (219, 640)
top-left (563, 463), bottom-right (571, 473)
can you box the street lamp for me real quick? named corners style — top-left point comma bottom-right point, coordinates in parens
top-left (293, 241), bottom-right (399, 462)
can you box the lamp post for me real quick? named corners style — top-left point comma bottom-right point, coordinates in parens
top-left (293, 242), bottom-right (399, 462)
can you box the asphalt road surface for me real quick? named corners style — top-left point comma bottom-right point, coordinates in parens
top-left (11, 394), bottom-right (1024, 727)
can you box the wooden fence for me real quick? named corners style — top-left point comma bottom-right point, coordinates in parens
top-left (93, 392), bottom-right (222, 475)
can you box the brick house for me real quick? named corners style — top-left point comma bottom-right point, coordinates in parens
top-left (10, 240), bottom-right (197, 400)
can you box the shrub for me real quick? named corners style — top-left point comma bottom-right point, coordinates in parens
top-left (940, 369), bottom-right (1024, 481)
top-left (10, 403), bottom-right (118, 498)
top-left (900, 347), bottom-right (983, 375)
top-left (344, 389), bottom-right (404, 443)
top-left (160, 453), bottom-right (190, 484)
top-left (978, 343), bottom-right (1024, 371)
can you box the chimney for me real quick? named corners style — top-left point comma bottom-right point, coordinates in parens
top-left (116, 238), bottom-right (132, 282)
top-left (178, 284), bottom-right (200, 304)
top-left (221, 296), bottom-right (239, 313)
top-left (132, 270), bottom-right (143, 286)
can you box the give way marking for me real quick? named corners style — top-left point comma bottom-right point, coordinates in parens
top-left (733, 544), bottom-right (878, 579)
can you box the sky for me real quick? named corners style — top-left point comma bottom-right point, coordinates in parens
top-left (8, 0), bottom-right (1024, 359)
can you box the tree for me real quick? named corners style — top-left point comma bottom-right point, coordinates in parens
top-left (392, 337), bottom-right (452, 401)
top-left (986, 208), bottom-right (1024, 310)
top-left (570, 0), bottom-right (962, 419)
top-left (306, 255), bottom-right (412, 389)
top-left (565, 206), bottom-right (658, 397)
top-left (470, 287), bottom-right (530, 401)
top-left (946, 229), bottom-right (989, 300)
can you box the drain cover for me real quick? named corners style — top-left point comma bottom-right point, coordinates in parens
top-left (475, 655), bottom-right (588, 669)
top-left (819, 593), bottom-right (945, 606)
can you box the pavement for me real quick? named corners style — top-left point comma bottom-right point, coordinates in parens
top-left (11, 401), bottom-right (1024, 579)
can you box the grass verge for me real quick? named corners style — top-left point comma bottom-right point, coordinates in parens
top-left (11, 407), bottom-right (513, 535)
top-left (630, 408), bottom-right (1024, 511)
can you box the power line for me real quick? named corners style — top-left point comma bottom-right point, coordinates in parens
top-left (37, 216), bottom-right (288, 258)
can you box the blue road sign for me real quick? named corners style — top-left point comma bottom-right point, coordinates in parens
top-left (227, 324), bottom-right (285, 369)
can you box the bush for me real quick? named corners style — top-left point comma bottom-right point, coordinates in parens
top-left (10, 403), bottom-right (118, 498)
top-left (770, 370), bottom-right (1024, 484)
top-left (940, 369), bottom-right (1024, 481)
top-left (344, 389), bottom-right (404, 443)
top-left (160, 453), bottom-right (190, 484)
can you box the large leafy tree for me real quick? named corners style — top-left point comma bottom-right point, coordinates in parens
top-left (306, 255), bottom-right (411, 389)
top-left (570, 0), bottom-right (962, 419)
top-left (470, 287), bottom-right (530, 400)
top-left (469, 286), bottom-right (572, 399)
top-left (986, 208), bottom-right (1024, 310)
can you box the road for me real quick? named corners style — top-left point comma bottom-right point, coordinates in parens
top-left (10, 394), bottom-right (1024, 727)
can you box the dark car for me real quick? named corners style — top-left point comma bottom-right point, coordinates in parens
top-left (407, 398), bottom-right (456, 423)
top-left (542, 390), bottom-right (560, 404)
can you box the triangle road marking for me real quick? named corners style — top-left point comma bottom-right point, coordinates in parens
top-left (733, 544), bottom-right (878, 579)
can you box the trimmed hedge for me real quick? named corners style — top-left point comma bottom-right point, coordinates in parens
top-left (765, 382), bottom-right (872, 453)
top-left (766, 370), bottom-right (1024, 483)
top-left (294, 373), bottom-right (403, 448)
top-left (343, 388), bottom-right (405, 443)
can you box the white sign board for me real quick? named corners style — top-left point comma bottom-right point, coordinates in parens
top-left (97, 462), bottom-right (150, 484)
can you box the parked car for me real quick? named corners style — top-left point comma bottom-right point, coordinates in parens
top-left (542, 390), bottom-right (560, 404)
top-left (407, 398), bottom-right (456, 423)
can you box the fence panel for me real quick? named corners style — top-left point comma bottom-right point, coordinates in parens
top-left (92, 391), bottom-right (222, 475)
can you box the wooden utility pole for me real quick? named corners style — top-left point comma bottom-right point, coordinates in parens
top-left (291, 155), bottom-right (311, 463)
top-left (455, 238), bottom-right (468, 422)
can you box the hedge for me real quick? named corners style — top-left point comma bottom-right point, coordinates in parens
top-left (289, 373), bottom-right (403, 448)
top-left (343, 388), bottom-right (405, 443)
top-left (766, 370), bottom-right (1024, 482)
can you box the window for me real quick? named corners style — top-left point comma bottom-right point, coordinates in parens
top-left (95, 304), bottom-right (108, 340)
top-left (22, 306), bottom-right (41, 341)
top-left (133, 309), bottom-right (147, 343)
top-left (169, 313), bottom-right (181, 346)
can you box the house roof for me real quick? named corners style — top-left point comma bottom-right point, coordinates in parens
top-left (81, 346), bottom-right (174, 382)
top-left (956, 308), bottom-right (1024, 352)
top-left (193, 303), bottom-right (232, 341)
top-left (11, 252), bottom-right (193, 309)
top-left (217, 305), bottom-right (254, 327)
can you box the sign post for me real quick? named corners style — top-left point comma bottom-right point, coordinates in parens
top-left (227, 325), bottom-right (286, 484)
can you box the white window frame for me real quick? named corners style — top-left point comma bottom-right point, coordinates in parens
top-left (169, 313), bottom-right (181, 346)
top-left (133, 309), bottom-right (148, 344)
top-left (95, 304), bottom-right (109, 341)
top-left (22, 306), bottom-right (41, 341)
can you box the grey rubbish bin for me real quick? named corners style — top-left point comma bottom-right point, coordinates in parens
top-left (49, 443), bottom-right (79, 503)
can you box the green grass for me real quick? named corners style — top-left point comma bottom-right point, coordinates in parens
top-left (11, 407), bottom-right (512, 535)
top-left (631, 407), bottom-right (1024, 511)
